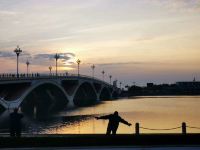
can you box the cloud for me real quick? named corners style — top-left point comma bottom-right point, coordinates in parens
top-left (34, 52), bottom-right (75, 60)
top-left (0, 10), bottom-right (18, 16)
top-left (154, 0), bottom-right (200, 13)
top-left (0, 51), bottom-right (30, 58)
top-left (0, 51), bottom-right (75, 67)
top-left (0, 51), bottom-right (15, 57)
top-left (34, 53), bottom-right (55, 60)
top-left (97, 61), bottom-right (169, 67)
top-left (33, 52), bottom-right (76, 66)
top-left (59, 52), bottom-right (75, 59)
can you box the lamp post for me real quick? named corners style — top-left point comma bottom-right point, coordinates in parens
top-left (109, 75), bottom-right (112, 85)
top-left (76, 59), bottom-right (81, 76)
top-left (54, 53), bottom-right (60, 76)
top-left (14, 45), bottom-right (22, 78)
top-left (102, 70), bottom-right (105, 81)
top-left (26, 60), bottom-right (30, 75)
top-left (91, 64), bottom-right (95, 78)
top-left (120, 82), bottom-right (122, 89)
top-left (49, 66), bottom-right (52, 75)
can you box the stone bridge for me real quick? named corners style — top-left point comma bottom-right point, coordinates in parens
top-left (0, 74), bottom-right (120, 115)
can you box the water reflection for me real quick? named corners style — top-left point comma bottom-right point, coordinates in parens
top-left (0, 96), bottom-right (200, 134)
top-left (51, 96), bottom-right (200, 134)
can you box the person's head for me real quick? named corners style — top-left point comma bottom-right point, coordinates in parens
top-left (114, 111), bottom-right (118, 116)
top-left (14, 108), bottom-right (18, 113)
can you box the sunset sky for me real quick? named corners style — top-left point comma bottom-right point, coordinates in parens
top-left (0, 0), bottom-right (200, 86)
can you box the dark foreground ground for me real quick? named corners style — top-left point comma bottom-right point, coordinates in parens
top-left (0, 134), bottom-right (200, 148)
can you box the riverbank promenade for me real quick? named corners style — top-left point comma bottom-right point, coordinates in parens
top-left (0, 134), bottom-right (200, 148)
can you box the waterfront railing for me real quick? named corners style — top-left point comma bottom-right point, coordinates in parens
top-left (1, 122), bottom-right (200, 136)
top-left (135, 122), bottom-right (200, 135)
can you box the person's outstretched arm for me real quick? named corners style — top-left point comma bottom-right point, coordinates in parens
top-left (119, 117), bottom-right (132, 126)
top-left (95, 114), bottom-right (111, 120)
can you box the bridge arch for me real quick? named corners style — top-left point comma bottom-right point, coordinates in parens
top-left (1, 76), bottom-right (118, 112)
top-left (99, 86), bottom-right (111, 100)
top-left (73, 82), bottom-right (97, 106)
top-left (19, 81), bottom-right (69, 116)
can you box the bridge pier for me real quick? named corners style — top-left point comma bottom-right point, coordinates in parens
top-left (96, 93), bottom-right (100, 102)
top-left (67, 96), bottom-right (75, 108)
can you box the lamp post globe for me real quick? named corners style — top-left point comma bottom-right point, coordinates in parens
top-left (14, 45), bottom-right (22, 78)
top-left (91, 64), bottom-right (95, 78)
top-left (109, 75), bottom-right (112, 85)
top-left (54, 53), bottom-right (60, 76)
top-left (26, 60), bottom-right (30, 75)
top-left (102, 70), bottom-right (105, 81)
top-left (76, 59), bottom-right (81, 76)
top-left (49, 66), bottom-right (52, 75)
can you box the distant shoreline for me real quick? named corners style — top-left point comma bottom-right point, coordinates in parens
top-left (127, 95), bottom-right (200, 99)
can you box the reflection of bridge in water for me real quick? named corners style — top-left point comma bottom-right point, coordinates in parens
top-left (0, 74), bottom-right (120, 115)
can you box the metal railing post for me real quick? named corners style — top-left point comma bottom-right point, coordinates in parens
top-left (135, 122), bottom-right (140, 135)
top-left (182, 122), bottom-right (187, 135)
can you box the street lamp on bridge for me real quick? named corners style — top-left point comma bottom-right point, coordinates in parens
top-left (76, 59), bottom-right (81, 76)
top-left (102, 70), bottom-right (105, 81)
top-left (91, 64), bottom-right (95, 78)
top-left (54, 53), bottom-right (60, 76)
top-left (120, 82), bottom-right (122, 89)
top-left (26, 59), bottom-right (30, 75)
top-left (14, 45), bottom-right (22, 78)
top-left (49, 66), bottom-right (52, 75)
top-left (109, 75), bottom-right (112, 85)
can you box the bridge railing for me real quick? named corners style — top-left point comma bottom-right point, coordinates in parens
top-left (69, 74), bottom-right (112, 86)
top-left (0, 73), bottom-right (114, 87)
top-left (0, 73), bottom-right (68, 79)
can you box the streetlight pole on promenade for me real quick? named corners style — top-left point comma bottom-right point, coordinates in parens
top-left (26, 60), bottom-right (30, 75)
top-left (76, 59), bottom-right (81, 76)
top-left (49, 66), bottom-right (52, 75)
top-left (109, 75), bottom-right (112, 85)
top-left (14, 45), bottom-right (22, 78)
top-left (54, 53), bottom-right (60, 76)
top-left (102, 70), bottom-right (105, 81)
top-left (91, 64), bottom-right (95, 78)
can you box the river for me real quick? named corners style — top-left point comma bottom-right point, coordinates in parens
top-left (0, 96), bottom-right (200, 134)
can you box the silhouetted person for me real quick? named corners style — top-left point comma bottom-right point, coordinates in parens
top-left (10, 108), bottom-right (23, 137)
top-left (95, 111), bottom-right (132, 135)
